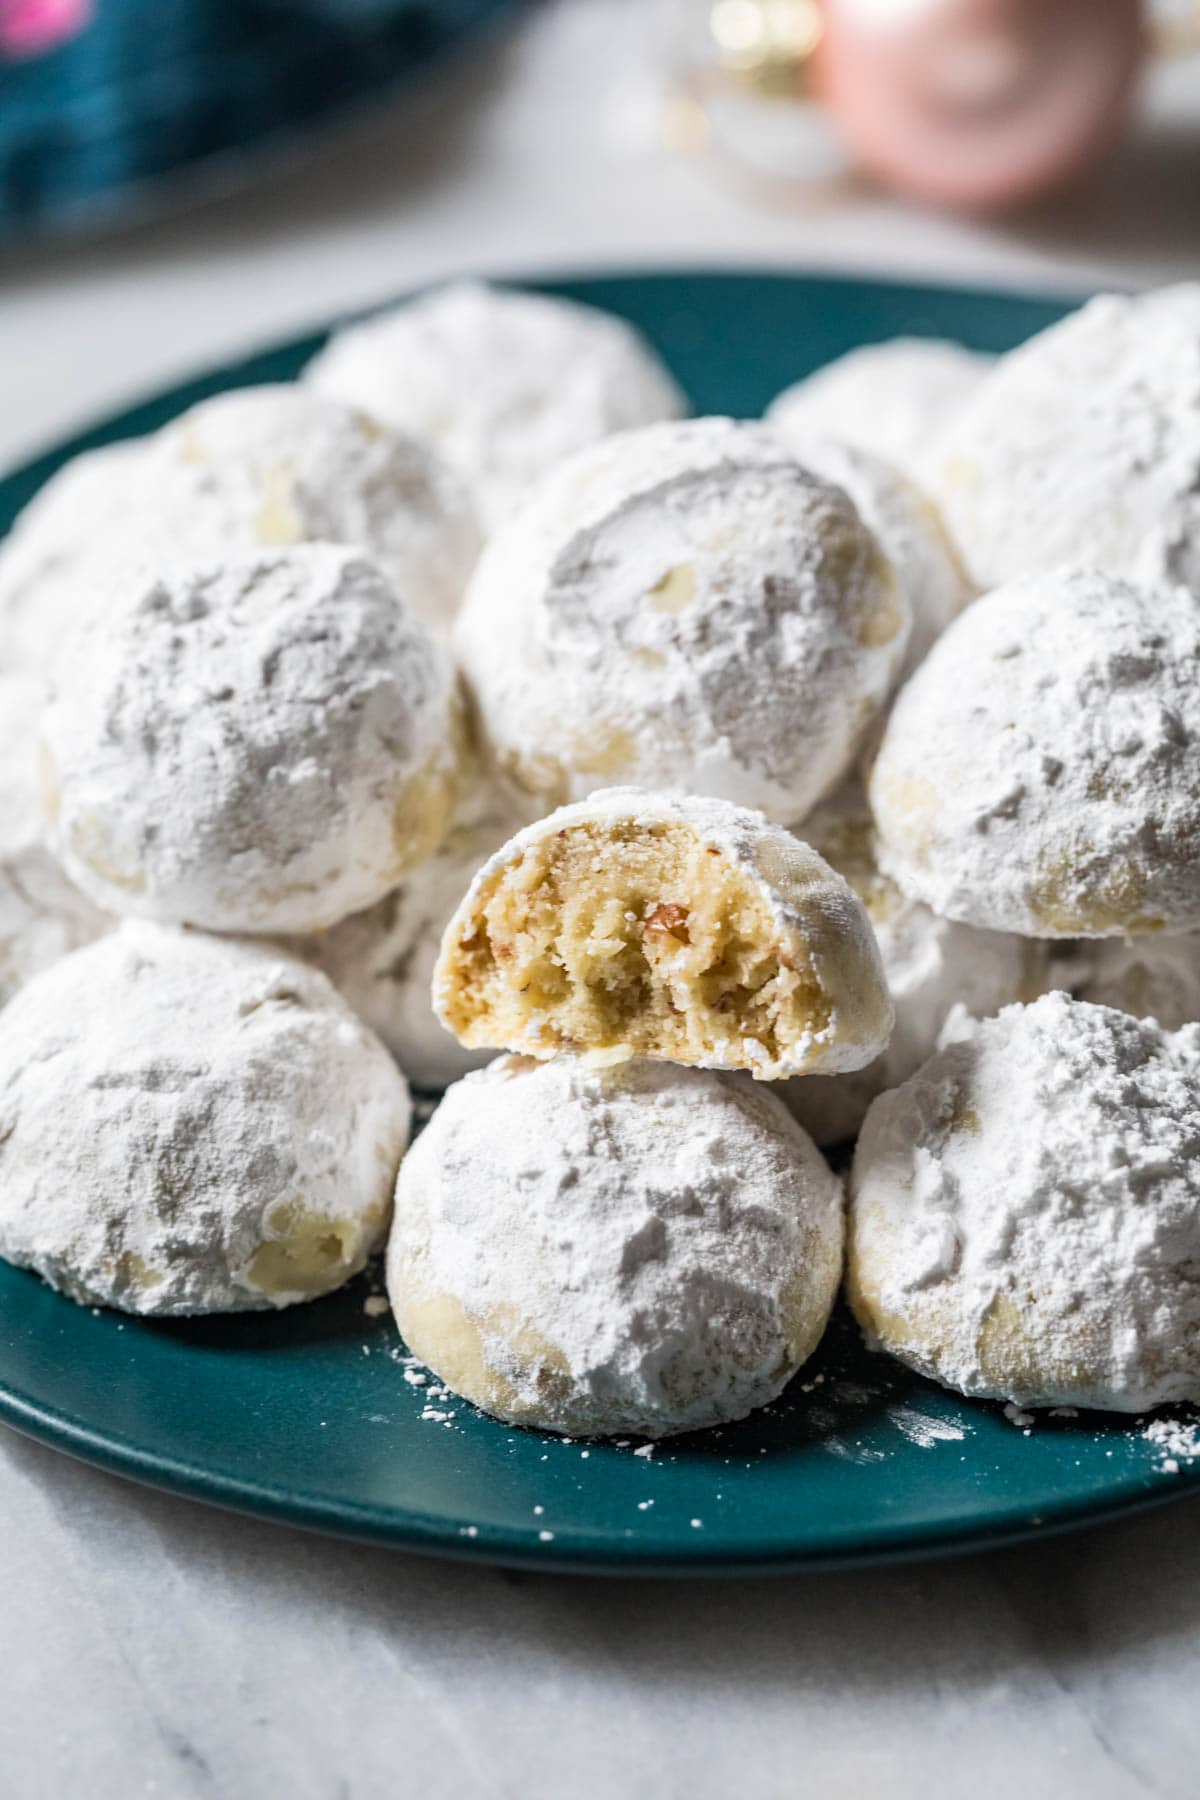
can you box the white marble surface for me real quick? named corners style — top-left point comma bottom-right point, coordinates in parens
top-left (2, 4), bottom-right (1200, 1793)
top-left (2, 1424), bottom-right (1199, 1799)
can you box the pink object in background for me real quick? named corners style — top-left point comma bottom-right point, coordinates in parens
top-left (817, 0), bottom-right (1145, 212)
top-left (0, 0), bottom-right (91, 60)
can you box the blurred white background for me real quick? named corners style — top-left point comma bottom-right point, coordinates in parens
top-left (4, 0), bottom-right (1200, 468)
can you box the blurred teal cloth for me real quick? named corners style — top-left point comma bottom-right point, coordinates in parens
top-left (0, 0), bottom-right (519, 240)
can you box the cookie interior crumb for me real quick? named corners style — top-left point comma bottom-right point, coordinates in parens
top-left (439, 818), bottom-right (830, 1070)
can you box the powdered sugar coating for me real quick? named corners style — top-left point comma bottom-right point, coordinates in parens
top-left (765, 434), bottom-right (972, 675)
top-left (434, 786), bottom-right (895, 1079)
top-left (388, 1054), bottom-right (844, 1437)
top-left (0, 440), bottom-right (152, 673)
top-left (0, 673), bottom-right (110, 1005)
top-left (43, 545), bottom-right (464, 933)
top-left (0, 924), bottom-right (411, 1315)
top-left (147, 386), bottom-right (481, 633)
top-left (1055, 934), bottom-right (1200, 1033)
top-left (767, 338), bottom-right (992, 471)
top-left (780, 781), bottom-right (1045, 1146)
top-left (869, 568), bottom-right (1200, 937)
top-left (305, 281), bottom-right (686, 530)
top-left (849, 993), bottom-right (1200, 1412)
top-left (455, 418), bottom-right (909, 821)
top-left (290, 802), bottom-right (516, 1087)
top-left (922, 285), bottom-right (1200, 592)
top-left (0, 393), bottom-right (479, 671)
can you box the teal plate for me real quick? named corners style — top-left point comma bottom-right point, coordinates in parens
top-left (2, 269), bottom-right (1198, 1574)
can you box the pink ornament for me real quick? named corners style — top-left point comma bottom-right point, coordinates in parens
top-left (817, 0), bottom-right (1144, 212)
top-left (0, 0), bottom-right (91, 60)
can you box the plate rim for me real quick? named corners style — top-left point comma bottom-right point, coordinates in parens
top-left (2, 261), bottom-right (1101, 491)
top-left (1, 1377), bottom-right (1195, 1577)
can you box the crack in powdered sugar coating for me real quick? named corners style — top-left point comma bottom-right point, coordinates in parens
top-left (761, 434), bottom-right (973, 678)
top-left (304, 281), bottom-right (687, 531)
top-left (387, 1055), bottom-right (844, 1438)
top-left (848, 992), bottom-right (1200, 1412)
top-left (0, 924), bottom-right (411, 1315)
top-left (0, 673), bottom-right (111, 1006)
top-left (287, 803), bottom-right (517, 1088)
top-left (921, 284), bottom-right (1200, 593)
top-left (0, 440), bottom-right (153, 674)
top-left (767, 338), bottom-right (993, 473)
top-left (869, 567), bottom-right (1200, 938)
top-left (41, 545), bottom-right (465, 934)
top-left (433, 787), bottom-right (894, 1079)
top-left (779, 780), bottom-right (1047, 1147)
top-left (454, 418), bottom-right (910, 822)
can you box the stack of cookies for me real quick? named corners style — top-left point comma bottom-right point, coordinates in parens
top-left (0, 279), bottom-right (1197, 1442)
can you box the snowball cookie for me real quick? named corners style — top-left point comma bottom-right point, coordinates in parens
top-left (304, 281), bottom-right (686, 530)
top-left (434, 788), bottom-right (893, 1080)
top-left (765, 434), bottom-right (972, 675)
top-left (1055, 934), bottom-right (1200, 1034)
top-left (869, 568), bottom-right (1200, 938)
top-left (289, 801), bottom-right (517, 1088)
top-left (0, 924), bottom-right (411, 1314)
top-left (848, 993), bottom-right (1200, 1412)
top-left (0, 439), bottom-right (151, 673)
top-left (779, 782), bottom-right (1046, 1147)
top-left (389, 1055), bottom-right (844, 1437)
top-left (43, 545), bottom-right (465, 934)
top-left (922, 285), bottom-right (1200, 593)
top-left (146, 385), bottom-right (480, 632)
top-left (0, 674), bottom-right (110, 1006)
top-left (455, 418), bottom-right (909, 822)
top-left (766, 338), bottom-right (992, 472)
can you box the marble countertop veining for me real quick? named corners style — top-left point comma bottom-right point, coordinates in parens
top-left (3, 4), bottom-right (1200, 1793)
top-left (2, 1424), bottom-right (1198, 1799)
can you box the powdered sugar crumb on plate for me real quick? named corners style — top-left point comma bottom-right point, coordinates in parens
top-left (1143, 1417), bottom-right (1200, 1475)
top-left (886, 1404), bottom-right (968, 1448)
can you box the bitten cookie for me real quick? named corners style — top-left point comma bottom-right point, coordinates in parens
top-left (42, 545), bottom-right (464, 933)
top-left (305, 280), bottom-right (686, 529)
top-left (0, 924), bottom-right (411, 1314)
top-left (388, 1055), bottom-right (844, 1437)
top-left (433, 788), bottom-right (893, 1080)
top-left (869, 568), bottom-right (1200, 937)
top-left (455, 418), bottom-right (909, 821)
top-left (848, 993), bottom-right (1200, 1412)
